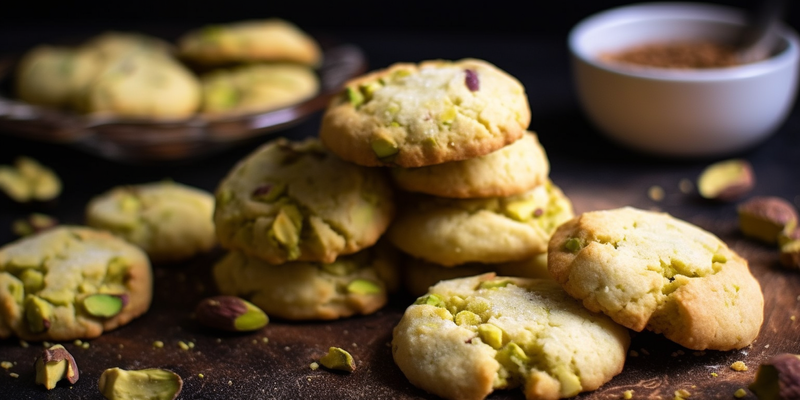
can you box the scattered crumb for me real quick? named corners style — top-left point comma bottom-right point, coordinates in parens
top-left (117, 354), bottom-right (121, 360)
top-left (734, 388), bottom-right (747, 398)
top-left (178, 341), bottom-right (190, 351)
top-left (198, 374), bottom-right (204, 379)
top-left (623, 389), bottom-right (634, 399)
top-left (153, 341), bottom-right (164, 349)
top-left (188, 341), bottom-right (195, 349)
top-left (262, 337), bottom-right (269, 344)
top-left (675, 389), bottom-right (691, 398)
top-left (385, 342), bottom-right (391, 347)
top-left (343, 330), bottom-right (349, 335)
top-left (43, 341), bottom-right (52, 348)
top-left (797, 295), bottom-right (800, 301)
top-left (765, 344), bottom-right (770, 348)
top-left (73, 340), bottom-right (83, 346)
top-left (648, 186), bottom-right (665, 202)
top-left (792, 315), bottom-right (796, 321)
top-left (679, 179), bottom-right (694, 194)
top-left (19, 340), bottom-right (29, 349)
top-left (677, 350), bottom-right (684, 356)
top-left (284, 346), bottom-right (291, 351)
top-left (227, 380), bottom-right (233, 386)
top-left (693, 351), bottom-right (705, 356)
top-left (307, 377), bottom-right (312, 382)
top-left (9, 372), bottom-right (19, 378)
top-left (310, 362), bottom-right (319, 371)
top-left (81, 342), bottom-right (90, 349)
top-left (629, 350), bottom-right (639, 357)
top-left (352, 343), bottom-right (358, 348)
top-left (711, 372), bottom-right (718, 377)
top-left (730, 361), bottom-right (748, 371)
top-left (119, 344), bottom-right (124, 349)
top-left (640, 348), bottom-right (650, 355)
top-left (671, 352), bottom-right (679, 357)
top-left (1, 361), bottom-right (12, 370)
top-left (216, 338), bottom-right (222, 344)
top-left (252, 340), bottom-right (258, 345)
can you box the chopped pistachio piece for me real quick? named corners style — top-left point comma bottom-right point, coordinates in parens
top-left (346, 279), bottom-right (382, 295)
top-left (478, 324), bottom-right (504, 349)
top-left (370, 137), bottom-right (399, 160)
top-left (83, 294), bottom-right (127, 318)
top-left (195, 295), bottom-right (269, 332)
top-left (34, 344), bottom-right (79, 390)
top-left (564, 238), bottom-right (582, 253)
top-left (98, 368), bottom-right (183, 400)
top-left (25, 295), bottom-right (53, 333)
top-left (319, 347), bottom-right (356, 373)
top-left (346, 86), bottom-right (364, 107)
top-left (454, 310), bottom-right (481, 326)
top-left (414, 294), bottom-right (445, 308)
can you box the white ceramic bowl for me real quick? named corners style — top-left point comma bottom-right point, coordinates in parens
top-left (569, 2), bottom-right (800, 157)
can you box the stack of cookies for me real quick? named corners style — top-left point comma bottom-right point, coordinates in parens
top-left (319, 58), bottom-right (574, 295)
top-left (211, 138), bottom-right (399, 320)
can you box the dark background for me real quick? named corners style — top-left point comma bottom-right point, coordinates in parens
top-left (0, 1), bottom-right (798, 52)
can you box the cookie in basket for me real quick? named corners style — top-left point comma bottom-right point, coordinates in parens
top-left (388, 180), bottom-right (572, 266)
top-left (548, 206), bottom-right (764, 351)
top-left (178, 18), bottom-right (322, 67)
top-left (319, 58), bottom-right (530, 167)
top-left (201, 63), bottom-right (319, 116)
top-left (214, 137), bottom-right (395, 264)
top-left (213, 242), bottom-right (397, 320)
top-left (392, 273), bottom-right (629, 400)
top-left (390, 131), bottom-right (548, 198)
top-left (85, 181), bottom-right (216, 263)
top-left (81, 31), bottom-right (173, 61)
top-left (0, 226), bottom-right (152, 341)
top-left (15, 45), bottom-right (102, 109)
top-left (77, 50), bottom-right (201, 119)
top-left (402, 253), bottom-right (549, 296)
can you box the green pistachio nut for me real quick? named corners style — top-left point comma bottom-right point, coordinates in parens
top-left (414, 294), bottom-right (445, 308)
top-left (455, 310), bottom-right (482, 326)
top-left (319, 347), bottom-right (356, 373)
top-left (504, 199), bottom-right (538, 222)
top-left (252, 182), bottom-right (286, 202)
top-left (497, 342), bottom-right (530, 367)
top-left (346, 86), bottom-right (364, 108)
top-left (35, 344), bottom-right (79, 390)
top-left (346, 279), bottom-right (382, 295)
top-left (478, 324), bottom-right (504, 349)
top-left (712, 253), bottom-right (728, 264)
top-left (98, 368), bottom-right (183, 400)
top-left (370, 137), bottom-right (399, 161)
top-left (479, 279), bottom-right (512, 290)
top-left (321, 260), bottom-right (356, 276)
top-left (1, 273), bottom-right (25, 304)
top-left (564, 238), bottom-right (583, 253)
top-left (83, 293), bottom-right (127, 318)
top-left (738, 197), bottom-right (798, 245)
top-left (271, 204), bottom-right (303, 260)
top-left (216, 189), bottom-right (233, 206)
top-left (0, 166), bottom-right (30, 202)
top-left (553, 364), bottom-right (582, 397)
top-left (20, 269), bottom-right (44, 294)
top-left (25, 295), bottom-right (53, 333)
top-left (749, 353), bottom-right (800, 400)
top-left (360, 81), bottom-right (382, 100)
top-left (118, 195), bottom-right (141, 213)
top-left (105, 258), bottom-right (129, 285)
top-left (194, 295), bottom-right (268, 332)
top-left (439, 106), bottom-right (457, 125)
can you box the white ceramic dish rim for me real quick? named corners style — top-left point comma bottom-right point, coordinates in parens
top-left (569, 2), bottom-right (800, 82)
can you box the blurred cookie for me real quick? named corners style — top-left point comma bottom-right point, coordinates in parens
top-left (82, 31), bottom-right (173, 61)
top-left (178, 18), bottom-right (322, 67)
top-left (201, 63), bottom-right (319, 116)
top-left (213, 243), bottom-right (397, 320)
top-left (403, 253), bottom-right (550, 296)
top-left (214, 137), bottom-right (394, 264)
top-left (391, 131), bottom-right (548, 198)
top-left (392, 273), bottom-right (629, 400)
top-left (86, 181), bottom-right (216, 263)
top-left (78, 51), bottom-right (201, 119)
top-left (0, 226), bottom-right (152, 341)
top-left (15, 45), bottom-right (102, 108)
top-left (388, 181), bottom-right (572, 266)
top-left (320, 58), bottom-right (530, 167)
top-left (548, 206), bottom-right (764, 350)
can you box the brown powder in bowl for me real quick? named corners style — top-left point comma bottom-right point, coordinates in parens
top-left (600, 41), bottom-right (742, 69)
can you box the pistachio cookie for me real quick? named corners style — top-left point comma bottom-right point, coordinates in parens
top-left (214, 137), bottom-right (394, 264)
top-left (388, 181), bottom-right (573, 266)
top-left (213, 243), bottom-right (397, 320)
top-left (201, 63), bottom-right (319, 116)
top-left (391, 131), bottom-right (548, 198)
top-left (78, 50), bottom-right (201, 119)
top-left (403, 254), bottom-right (550, 296)
top-left (0, 226), bottom-right (152, 341)
top-left (86, 181), bottom-right (216, 263)
top-left (548, 207), bottom-right (764, 351)
top-left (392, 274), bottom-right (629, 400)
top-left (320, 58), bottom-right (530, 167)
top-left (15, 45), bottom-right (101, 109)
top-left (178, 18), bottom-right (322, 67)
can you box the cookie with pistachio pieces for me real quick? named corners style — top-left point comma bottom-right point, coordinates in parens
top-left (548, 206), bottom-right (764, 351)
top-left (388, 180), bottom-right (573, 266)
top-left (86, 180), bottom-right (216, 263)
top-left (214, 137), bottom-right (395, 265)
top-left (213, 242), bottom-right (397, 320)
top-left (320, 58), bottom-right (530, 167)
top-left (392, 273), bottom-right (630, 400)
top-left (0, 226), bottom-right (152, 341)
